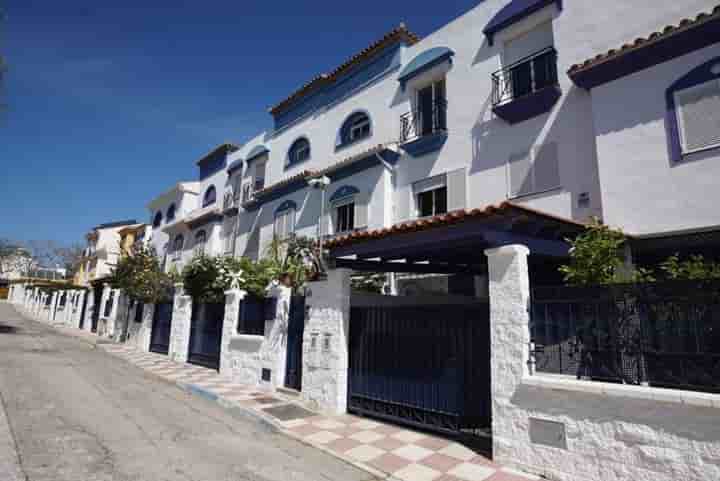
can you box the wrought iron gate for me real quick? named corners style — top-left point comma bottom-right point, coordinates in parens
top-left (91, 285), bottom-right (103, 333)
top-left (285, 295), bottom-right (306, 391)
top-left (348, 301), bottom-right (491, 437)
top-left (150, 301), bottom-right (173, 355)
top-left (188, 302), bottom-right (225, 370)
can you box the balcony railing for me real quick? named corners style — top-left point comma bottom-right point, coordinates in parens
top-left (491, 47), bottom-right (558, 107)
top-left (400, 99), bottom-right (447, 143)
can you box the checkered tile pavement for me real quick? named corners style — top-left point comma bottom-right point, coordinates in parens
top-left (101, 344), bottom-right (538, 481)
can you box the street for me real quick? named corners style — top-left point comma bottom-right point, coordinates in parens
top-left (0, 303), bottom-right (376, 481)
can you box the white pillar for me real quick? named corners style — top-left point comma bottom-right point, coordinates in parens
top-left (108, 289), bottom-right (122, 340)
top-left (139, 303), bottom-right (155, 352)
top-left (484, 244), bottom-right (531, 467)
top-left (98, 284), bottom-right (111, 336)
top-left (169, 283), bottom-right (192, 364)
top-left (258, 282), bottom-right (293, 389)
top-left (84, 289), bottom-right (95, 332)
top-left (49, 291), bottom-right (59, 322)
top-left (219, 288), bottom-right (247, 378)
top-left (301, 268), bottom-right (351, 414)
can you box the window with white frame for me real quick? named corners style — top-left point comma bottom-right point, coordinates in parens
top-left (414, 174), bottom-right (447, 218)
top-left (674, 78), bottom-right (720, 155)
top-left (335, 198), bottom-right (355, 233)
top-left (274, 208), bottom-right (295, 240)
top-left (507, 141), bottom-right (560, 198)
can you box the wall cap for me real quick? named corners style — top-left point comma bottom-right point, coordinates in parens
top-left (484, 244), bottom-right (530, 257)
top-left (523, 374), bottom-right (720, 409)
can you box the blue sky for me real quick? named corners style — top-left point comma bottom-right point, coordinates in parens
top-left (1, 0), bottom-right (480, 246)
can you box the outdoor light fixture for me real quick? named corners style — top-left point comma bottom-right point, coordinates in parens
top-left (309, 176), bottom-right (331, 277)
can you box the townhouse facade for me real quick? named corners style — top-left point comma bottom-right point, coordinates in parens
top-left (74, 220), bottom-right (139, 286)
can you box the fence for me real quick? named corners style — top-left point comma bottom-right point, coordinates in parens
top-left (530, 280), bottom-right (720, 393)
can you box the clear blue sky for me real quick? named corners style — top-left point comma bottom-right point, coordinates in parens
top-left (1, 0), bottom-right (480, 246)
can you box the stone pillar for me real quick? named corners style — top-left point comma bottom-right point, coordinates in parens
top-left (219, 288), bottom-right (247, 377)
top-left (301, 268), bottom-right (351, 414)
top-left (49, 291), bottom-right (59, 322)
top-left (63, 292), bottom-right (74, 325)
top-left (258, 282), bottom-right (292, 389)
top-left (139, 303), bottom-right (155, 352)
top-left (484, 244), bottom-right (531, 466)
top-left (168, 283), bottom-right (192, 364)
top-left (98, 284), bottom-right (111, 336)
top-left (84, 289), bottom-right (96, 332)
top-left (108, 289), bottom-right (122, 340)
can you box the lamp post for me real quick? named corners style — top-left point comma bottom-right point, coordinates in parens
top-left (308, 176), bottom-right (331, 276)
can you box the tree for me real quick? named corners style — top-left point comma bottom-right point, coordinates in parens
top-left (109, 245), bottom-right (174, 303)
top-left (54, 243), bottom-right (85, 279)
top-left (0, 238), bottom-right (35, 279)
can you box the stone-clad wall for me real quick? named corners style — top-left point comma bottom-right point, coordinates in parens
top-left (488, 244), bottom-right (720, 481)
top-left (169, 285), bottom-right (192, 364)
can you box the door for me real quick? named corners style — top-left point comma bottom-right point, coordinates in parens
top-left (79, 292), bottom-right (88, 330)
top-left (150, 301), bottom-right (173, 355)
top-left (418, 85), bottom-right (435, 136)
top-left (285, 296), bottom-right (306, 391)
top-left (348, 301), bottom-right (491, 437)
top-left (188, 302), bottom-right (225, 370)
top-left (91, 285), bottom-right (102, 332)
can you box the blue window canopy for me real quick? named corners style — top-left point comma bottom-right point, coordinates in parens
top-left (398, 47), bottom-right (454, 90)
top-left (226, 158), bottom-right (244, 175)
top-left (246, 145), bottom-right (269, 163)
top-left (483, 0), bottom-right (562, 46)
top-left (329, 185), bottom-right (360, 203)
top-left (275, 200), bottom-right (297, 215)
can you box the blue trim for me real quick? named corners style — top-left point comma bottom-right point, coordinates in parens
top-left (273, 43), bottom-right (403, 130)
top-left (286, 137), bottom-right (311, 168)
top-left (152, 212), bottom-right (163, 229)
top-left (401, 131), bottom-right (448, 157)
top-left (665, 56), bottom-right (720, 164)
top-left (336, 111), bottom-right (372, 149)
top-left (329, 185), bottom-right (360, 203)
top-left (166, 203), bottom-right (176, 222)
top-left (492, 84), bottom-right (561, 124)
top-left (246, 145), bottom-right (270, 163)
top-left (198, 151), bottom-right (227, 181)
top-left (398, 47), bottom-right (455, 90)
top-left (483, 0), bottom-right (561, 46)
top-left (202, 185), bottom-right (217, 207)
top-left (275, 200), bottom-right (297, 215)
top-left (570, 15), bottom-right (720, 90)
top-left (226, 158), bottom-right (244, 175)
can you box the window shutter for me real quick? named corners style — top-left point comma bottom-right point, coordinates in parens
top-left (446, 168), bottom-right (467, 211)
top-left (354, 192), bottom-right (369, 229)
top-left (676, 80), bottom-right (720, 153)
top-left (532, 142), bottom-right (560, 192)
top-left (508, 149), bottom-right (532, 197)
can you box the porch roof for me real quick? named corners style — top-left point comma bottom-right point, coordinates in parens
top-left (328, 202), bottom-right (585, 274)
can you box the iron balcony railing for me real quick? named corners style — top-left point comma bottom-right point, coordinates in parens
top-left (491, 47), bottom-right (558, 107)
top-left (400, 99), bottom-right (448, 143)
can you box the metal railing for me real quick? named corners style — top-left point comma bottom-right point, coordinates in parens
top-left (530, 280), bottom-right (720, 393)
top-left (491, 47), bottom-right (558, 107)
top-left (400, 99), bottom-right (447, 143)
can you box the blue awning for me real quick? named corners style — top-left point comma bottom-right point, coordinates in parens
top-left (329, 185), bottom-right (359, 203)
top-left (226, 157), bottom-right (244, 174)
top-left (398, 47), bottom-right (454, 90)
top-left (246, 145), bottom-right (269, 163)
top-left (483, 0), bottom-right (561, 46)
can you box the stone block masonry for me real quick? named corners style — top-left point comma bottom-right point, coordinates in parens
top-left (169, 284), bottom-right (192, 364)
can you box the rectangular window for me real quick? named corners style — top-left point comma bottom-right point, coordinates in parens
top-left (350, 119), bottom-right (370, 141)
top-left (274, 209), bottom-right (295, 240)
top-left (507, 142), bottom-right (560, 198)
top-left (675, 79), bottom-right (720, 154)
top-left (335, 201), bottom-right (355, 233)
top-left (414, 174), bottom-right (448, 218)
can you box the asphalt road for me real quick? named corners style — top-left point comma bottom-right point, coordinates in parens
top-left (0, 303), bottom-right (376, 481)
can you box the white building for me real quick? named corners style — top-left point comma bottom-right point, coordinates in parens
top-left (76, 219), bottom-right (139, 286)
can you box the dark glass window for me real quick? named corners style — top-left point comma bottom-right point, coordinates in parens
top-left (417, 187), bottom-right (447, 218)
top-left (152, 212), bottom-right (163, 228)
top-left (288, 138), bottom-right (310, 166)
top-left (237, 296), bottom-right (266, 336)
top-left (166, 204), bottom-right (176, 222)
top-left (340, 112), bottom-right (371, 146)
top-left (202, 186), bottom-right (216, 207)
top-left (336, 202), bottom-right (355, 233)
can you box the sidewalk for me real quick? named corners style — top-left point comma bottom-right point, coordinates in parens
top-left (0, 391), bottom-right (24, 481)
top-left (100, 343), bottom-right (538, 481)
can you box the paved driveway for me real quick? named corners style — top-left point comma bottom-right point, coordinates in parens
top-left (0, 303), bottom-right (376, 481)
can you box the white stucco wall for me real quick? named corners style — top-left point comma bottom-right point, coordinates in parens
top-left (592, 44), bottom-right (720, 235)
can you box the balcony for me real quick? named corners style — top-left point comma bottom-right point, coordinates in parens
top-left (399, 99), bottom-right (448, 157)
top-left (491, 47), bottom-right (560, 124)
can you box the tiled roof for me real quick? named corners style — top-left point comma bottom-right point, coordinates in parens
top-left (568, 5), bottom-right (720, 75)
top-left (325, 202), bottom-right (586, 249)
top-left (268, 24), bottom-right (420, 115)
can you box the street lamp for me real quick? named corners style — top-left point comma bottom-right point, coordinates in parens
top-left (308, 176), bottom-right (331, 276)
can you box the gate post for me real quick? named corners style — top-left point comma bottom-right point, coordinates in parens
top-left (302, 268), bottom-right (351, 415)
top-left (169, 283), bottom-right (192, 364)
top-left (84, 289), bottom-right (95, 332)
top-left (50, 291), bottom-right (59, 323)
top-left (259, 282), bottom-right (292, 389)
top-left (485, 244), bottom-right (531, 467)
top-left (74, 290), bottom-right (86, 329)
top-left (219, 288), bottom-right (247, 377)
top-left (139, 303), bottom-right (155, 352)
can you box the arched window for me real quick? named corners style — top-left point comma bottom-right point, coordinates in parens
top-left (194, 230), bottom-right (207, 255)
top-left (166, 204), bottom-right (176, 222)
top-left (152, 212), bottom-right (163, 228)
top-left (287, 138), bottom-right (311, 167)
top-left (338, 112), bottom-right (371, 147)
top-left (173, 234), bottom-right (184, 252)
top-left (202, 185), bottom-right (217, 207)
top-left (666, 57), bottom-right (720, 163)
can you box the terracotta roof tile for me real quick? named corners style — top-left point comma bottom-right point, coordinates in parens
top-left (325, 202), bottom-right (586, 249)
top-left (268, 24), bottom-right (419, 115)
top-left (568, 5), bottom-right (720, 75)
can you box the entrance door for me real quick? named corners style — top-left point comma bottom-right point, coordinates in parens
top-left (348, 299), bottom-right (491, 437)
top-left (91, 285), bottom-right (102, 332)
top-left (285, 296), bottom-right (306, 391)
top-left (188, 302), bottom-right (225, 370)
top-left (150, 301), bottom-right (173, 355)
top-left (79, 292), bottom-right (88, 330)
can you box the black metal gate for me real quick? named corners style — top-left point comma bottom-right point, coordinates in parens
top-left (285, 295), bottom-right (306, 391)
top-left (150, 301), bottom-right (173, 355)
top-left (79, 291), bottom-right (88, 330)
top-left (91, 285), bottom-right (103, 333)
top-left (188, 302), bottom-right (225, 370)
top-left (348, 301), bottom-right (491, 438)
